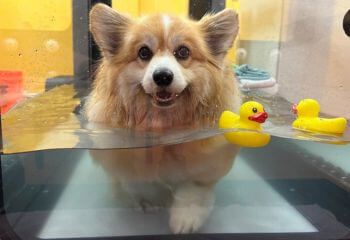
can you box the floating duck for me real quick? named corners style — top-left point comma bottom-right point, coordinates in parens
top-left (219, 101), bottom-right (271, 147)
top-left (292, 99), bottom-right (347, 134)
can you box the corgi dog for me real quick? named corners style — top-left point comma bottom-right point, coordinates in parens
top-left (85, 3), bottom-right (241, 234)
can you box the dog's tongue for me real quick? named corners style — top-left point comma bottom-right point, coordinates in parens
top-left (156, 90), bottom-right (172, 100)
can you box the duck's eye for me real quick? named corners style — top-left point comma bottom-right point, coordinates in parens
top-left (138, 46), bottom-right (153, 61)
top-left (174, 46), bottom-right (190, 60)
top-left (252, 107), bottom-right (258, 113)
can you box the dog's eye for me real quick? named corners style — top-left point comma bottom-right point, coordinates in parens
top-left (174, 46), bottom-right (190, 60)
top-left (252, 107), bottom-right (258, 113)
top-left (138, 46), bottom-right (153, 61)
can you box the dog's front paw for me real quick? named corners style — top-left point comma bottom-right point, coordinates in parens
top-left (169, 205), bottom-right (211, 234)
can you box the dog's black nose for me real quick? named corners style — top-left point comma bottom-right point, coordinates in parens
top-left (153, 68), bottom-right (173, 87)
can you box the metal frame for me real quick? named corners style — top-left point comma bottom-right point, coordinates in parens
top-left (73, 0), bottom-right (112, 81)
top-left (90, 0), bottom-right (112, 68)
top-left (189, 0), bottom-right (225, 20)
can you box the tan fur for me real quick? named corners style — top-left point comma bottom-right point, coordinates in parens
top-left (85, 4), bottom-right (241, 234)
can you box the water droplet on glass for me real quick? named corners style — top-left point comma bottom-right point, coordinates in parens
top-left (44, 39), bottom-right (60, 53)
top-left (237, 48), bottom-right (247, 60)
top-left (3, 38), bottom-right (18, 51)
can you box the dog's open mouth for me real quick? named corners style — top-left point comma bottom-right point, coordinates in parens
top-left (152, 90), bottom-right (179, 107)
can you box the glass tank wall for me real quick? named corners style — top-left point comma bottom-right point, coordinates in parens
top-left (0, 0), bottom-right (350, 239)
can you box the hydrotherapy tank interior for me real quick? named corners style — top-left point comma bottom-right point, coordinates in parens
top-left (0, 0), bottom-right (350, 239)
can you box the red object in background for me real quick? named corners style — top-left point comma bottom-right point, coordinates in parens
top-left (0, 71), bottom-right (23, 114)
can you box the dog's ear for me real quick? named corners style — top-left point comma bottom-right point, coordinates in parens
top-left (90, 4), bottom-right (132, 58)
top-left (199, 9), bottom-right (239, 59)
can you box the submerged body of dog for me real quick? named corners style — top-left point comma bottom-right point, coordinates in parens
top-left (85, 4), bottom-right (241, 233)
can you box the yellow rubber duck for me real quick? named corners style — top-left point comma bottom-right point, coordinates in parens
top-left (292, 99), bottom-right (347, 134)
top-left (219, 101), bottom-right (271, 147)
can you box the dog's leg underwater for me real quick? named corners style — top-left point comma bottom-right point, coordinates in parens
top-left (169, 182), bottom-right (215, 234)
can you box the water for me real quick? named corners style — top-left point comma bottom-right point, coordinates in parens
top-left (2, 84), bottom-right (349, 154)
top-left (1, 71), bottom-right (349, 239)
top-left (1, 137), bottom-right (350, 239)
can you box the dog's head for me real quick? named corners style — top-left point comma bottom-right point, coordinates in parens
top-left (89, 4), bottom-right (239, 129)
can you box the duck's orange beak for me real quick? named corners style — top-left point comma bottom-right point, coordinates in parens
top-left (248, 112), bottom-right (268, 123)
top-left (292, 104), bottom-right (298, 114)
